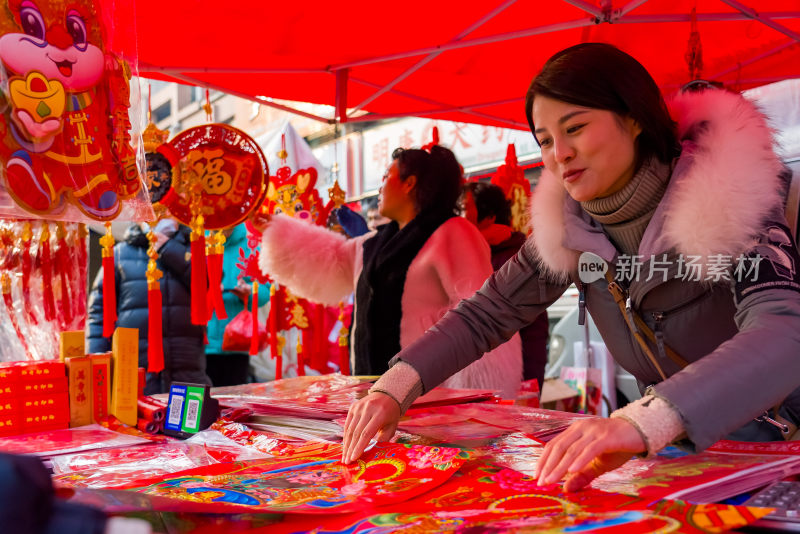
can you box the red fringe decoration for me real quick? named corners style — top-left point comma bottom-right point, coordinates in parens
top-left (75, 226), bottom-right (87, 325)
top-left (190, 235), bottom-right (207, 325)
top-left (299, 329), bottom-right (311, 377)
top-left (2, 278), bottom-right (33, 360)
top-left (102, 255), bottom-right (116, 337)
top-left (55, 235), bottom-right (72, 328)
top-left (21, 238), bottom-right (36, 325)
top-left (40, 232), bottom-right (55, 322)
top-left (147, 287), bottom-right (164, 373)
top-left (339, 342), bottom-right (350, 376)
top-left (206, 252), bottom-right (226, 321)
top-left (249, 283), bottom-right (259, 356)
top-left (312, 304), bottom-right (327, 373)
top-left (267, 285), bottom-right (283, 380)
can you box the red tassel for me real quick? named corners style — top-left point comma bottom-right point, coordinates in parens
top-left (312, 304), bottom-right (327, 373)
top-left (299, 329), bottom-right (312, 377)
top-left (100, 223), bottom-right (116, 337)
top-left (55, 226), bottom-right (72, 328)
top-left (190, 234), bottom-right (207, 325)
top-left (20, 224), bottom-right (36, 325)
top-left (339, 343), bottom-right (350, 376)
top-left (206, 251), bottom-right (226, 321)
top-left (267, 285), bottom-right (284, 380)
top-left (102, 255), bottom-right (116, 337)
top-left (2, 274), bottom-right (33, 360)
top-left (338, 303), bottom-right (350, 375)
top-left (75, 225), bottom-right (87, 324)
top-left (250, 282), bottom-right (259, 356)
top-left (40, 224), bottom-right (56, 322)
top-left (268, 286), bottom-right (279, 361)
top-left (147, 286), bottom-right (164, 373)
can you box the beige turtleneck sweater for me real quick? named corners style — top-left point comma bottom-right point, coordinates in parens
top-left (580, 157), bottom-right (670, 256)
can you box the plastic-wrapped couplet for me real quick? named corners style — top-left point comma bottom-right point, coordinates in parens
top-left (0, 0), bottom-right (151, 223)
top-left (111, 328), bottom-right (138, 426)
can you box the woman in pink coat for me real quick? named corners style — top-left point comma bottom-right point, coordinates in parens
top-left (258, 145), bottom-right (521, 400)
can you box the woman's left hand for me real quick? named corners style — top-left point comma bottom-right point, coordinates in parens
top-left (535, 417), bottom-right (646, 492)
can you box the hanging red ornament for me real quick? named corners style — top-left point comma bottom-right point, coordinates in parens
top-left (298, 329), bottom-right (309, 377)
top-left (39, 223), bottom-right (56, 322)
top-left (206, 230), bottom-right (227, 321)
top-left (20, 222), bottom-right (36, 325)
top-left (491, 144), bottom-right (531, 233)
top-left (145, 231), bottom-right (164, 374)
top-left (189, 175), bottom-right (207, 326)
top-left (100, 222), bottom-right (116, 337)
top-left (74, 224), bottom-right (88, 325)
top-left (338, 303), bottom-right (350, 376)
top-left (249, 281), bottom-right (260, 356)
top-left (54, 222), bottom-right (72, 329)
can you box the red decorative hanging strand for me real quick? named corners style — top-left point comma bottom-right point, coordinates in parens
top-left (312, 303), bottom-right (327, 373)
top-left (100, 223), bottom-right (116, 337)
top-left (146, 230), bottom-right (164, 374)
top-left (55, 223), bottom-right (72, 328)
top-left (299, 328), bottom-right (311, 377)
top-left (190, 232), bottom-right (207, 325)
top-left (74, 224), bottom-right (88, 326)
top-left (206, 231), bottom-right (226, 321)
top-left (249, 281), bottom-right (260, 356)
top-left (147, 286), bottom-right (164, 373)
top-left (267, 284), bottom-right (284, 380)
top-left (20, 222), bottom-right (36, 325)
top-left (39, 223), bottom-right (56, 322)
top-left (337, 303), bottom-right (350, 375)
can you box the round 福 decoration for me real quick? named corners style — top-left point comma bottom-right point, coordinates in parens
top-left (161, 124), bottom-right (268, 230)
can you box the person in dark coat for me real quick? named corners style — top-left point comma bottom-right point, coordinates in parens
top-left (87, 219), bottom-right (210, 394)
top-left (463, 181), bottom-right (549, 388)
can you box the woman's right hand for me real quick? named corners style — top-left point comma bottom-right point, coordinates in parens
top-left (341, 392), bottom-right (401, 464)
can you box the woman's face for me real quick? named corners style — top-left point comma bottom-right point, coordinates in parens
top-left (378, 160), bottom-right (414, 220)
top-left (532, 95), bottom-right (641, 202)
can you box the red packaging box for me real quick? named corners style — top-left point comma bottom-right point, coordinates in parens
top-left (20, 376), bottom-right (68, 396)
top-left (19, 361), bottom-right (65, 381)
top-left (0, 414), bottom-right (21, 437)
top-left (0, 398), bottom-right (20, 418)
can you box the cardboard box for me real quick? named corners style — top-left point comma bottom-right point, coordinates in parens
top-left (59, 330), bottom-right (86, 361)
top-left (111, 328), bottom-right (138, 426)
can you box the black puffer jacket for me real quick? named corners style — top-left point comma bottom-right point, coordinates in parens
top-left (87, 224), bottom-right (210, 394)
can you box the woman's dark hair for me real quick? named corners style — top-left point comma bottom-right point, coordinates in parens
top-left (525, 43), bottom-right (680, 166)
top-left (392, 145), bottom-right (462, 217)
top-left (464, 182), bottom-right (511, 226)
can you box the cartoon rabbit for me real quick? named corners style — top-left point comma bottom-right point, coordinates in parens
top-left (0, 0), bottom-right (138, 220)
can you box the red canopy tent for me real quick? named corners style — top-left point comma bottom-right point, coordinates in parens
top-left (131, 0), bottom-right (800, 129)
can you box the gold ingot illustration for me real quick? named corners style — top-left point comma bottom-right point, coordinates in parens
top-left (9, 72), bottom-right (66, 123)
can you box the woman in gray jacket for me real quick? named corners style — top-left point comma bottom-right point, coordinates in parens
top-left (342, 43), bottom-right (800, 492)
